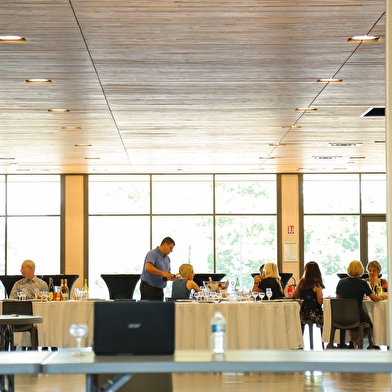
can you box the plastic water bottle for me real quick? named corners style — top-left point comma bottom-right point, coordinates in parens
top-left (210, 311), bottom-right (226, 353)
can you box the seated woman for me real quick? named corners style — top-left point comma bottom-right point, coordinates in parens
top-left (252, 264), bottom-right (265, 292)
top-left (365, 260), bottom-right (388, 293)
top-left (336, 259), bottom-right (387, 348)
top-left (292, 261), bottom-right (324, 327)
top-left (256, 263), bottom-right (284, 299)
top-left (171, 264), bottom-right (201, 299)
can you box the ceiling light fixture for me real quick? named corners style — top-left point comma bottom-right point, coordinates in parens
top-left (25, 79), bottom-right (52, 84)
top-left (0, 35), bottom-right (26, 42)
top-left (317, 78), bottom-right (343, 83)
top-left (74, 144), bottom-right (92, 147)
top-left (47, 109), bottom-right (70, 113)
top-left (61, 127), bottom-right (82, 131)
top-left (312, 156), bottom-right (342, 160)
top-left (347, 35), bottom-right (380, 43)
top-left (258, 157), bottom-right (274, 160)
top-left (328, 142), bottom-right (362, 147)
top-left (282, 125), bottom-right (302, 129)
top-left (295, 107), bottom-right (318, 112)
top-left (84, 157), bottom-right (100, 160)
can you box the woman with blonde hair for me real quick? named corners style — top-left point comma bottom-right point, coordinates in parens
top-left (336, 260), bottom-right (387, 348)
top-left (257, 262), bottom-right (284, 299)
top-left (366, 260), bottom-right (388, 293)
top-left (171, 263), bottom-right (201, 299)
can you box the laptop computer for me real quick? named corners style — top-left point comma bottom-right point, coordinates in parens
top-left (93, 301), bottom-right (175, 355)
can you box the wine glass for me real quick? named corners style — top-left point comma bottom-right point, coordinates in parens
top-left (251, 291), bottom-right (259, 302)
top-left (259, 291), bottom-right (265, 301)
top-left (69, 324), bottom-right (88, 356)
top-left (266, 288), bottom-right (273, 300)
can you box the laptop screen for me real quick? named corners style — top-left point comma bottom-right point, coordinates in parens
top-left (93, 301), bottom-right (175, 355)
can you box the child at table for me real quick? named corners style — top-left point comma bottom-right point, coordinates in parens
top-left (171, 264), bottom-right (201, 299)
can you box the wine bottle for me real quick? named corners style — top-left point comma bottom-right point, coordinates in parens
top-left (82, 278), bottom-right (89, 299)
top-left (48, 277), bottom-right (54, 301)
top-left (61, 278), bottom-right (69, 300)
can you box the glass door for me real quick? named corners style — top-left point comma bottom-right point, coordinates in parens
top-left (361, 215), bottom-right (387, 278)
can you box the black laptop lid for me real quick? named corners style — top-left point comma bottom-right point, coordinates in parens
top-left (93, 301), bottom-right (175, 355)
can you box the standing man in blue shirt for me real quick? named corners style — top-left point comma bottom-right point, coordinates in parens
top-left (140, 237), bottom-right (175, 301)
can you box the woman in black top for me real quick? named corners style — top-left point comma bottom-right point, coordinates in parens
top-left (257, 263), bottom-right (284, 299)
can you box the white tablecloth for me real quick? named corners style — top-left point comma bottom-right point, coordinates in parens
top-left (322, 298), bottom-right (389, 346)
top-left (0, 300), bottom-right (95, 348)
top-left (175, 301), bottom-right (303, 350)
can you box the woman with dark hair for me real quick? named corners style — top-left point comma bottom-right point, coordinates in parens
top-left (292, 261), bottom-right (325, 326)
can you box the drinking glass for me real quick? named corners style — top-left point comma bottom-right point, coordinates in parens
top-left (266, 288), bottom-right (273, 300)
top-left (259, 291), bottom-right (265, 301)
top-left (69, 324), bottom-right (88, 356)
top-left (74, 288), bottom-right (81, 301)
top-left (251, 291), bottom-right (259, 302)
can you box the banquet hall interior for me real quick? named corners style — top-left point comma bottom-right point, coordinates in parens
top-left (0, 0), bottom-right (391, 391)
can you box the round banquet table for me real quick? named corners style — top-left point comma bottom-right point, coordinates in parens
top-left (175, 300), bottom-right (303, 350)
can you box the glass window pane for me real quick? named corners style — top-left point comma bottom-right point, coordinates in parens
top-left (152, 175), bottom-right (213, 214)
top-left (152, 216), bottom-right (214, 298)
top-left (361, 174), bottom-right (387, 213)
top-left (7, 217), bottom-right (60, 274)
top-left (0, 175), bottom-right (5, 215)
top-left (89, 175), bottom-right (150, 214)
top-left (303, 174), bottom-right (360, 213)
top-left (89, 216), bottom-right (150, 299)
top-left (367, 221), bottom-right (387, 277)
top-left (215, 216), bottom-right (277, 289)
top-left (215, 174), bottom-right (277, 214)
top-left (7, 175), bottom-right (61, 215)
top-left (0, 217), bottom-right (4, 274)
top-left (304, 215), bottom-right (360, 297)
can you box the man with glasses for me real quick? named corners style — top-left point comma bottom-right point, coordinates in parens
top-left (140, 237), bottom-right (175, 301)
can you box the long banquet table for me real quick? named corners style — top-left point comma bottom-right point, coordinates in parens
top-left (1, 299), bottom-right (303, 350)
top-left (322, 298), bottom-right (389, 346)
top-left (175, 300), bottom-right (303, 350)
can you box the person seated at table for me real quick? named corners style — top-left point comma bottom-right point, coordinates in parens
top-left (365, 260), bottom-right (388, 293)
top-left (252, 264), bottom-right (265, 292)
top-left (9, 260), bottom-right (48, 300)
top-left (171, 263), bottom-right (201, 299)
top-left (292, 261), bottom-right (324, 327)
top-left (256, 263), bottom-right (284, 299)
top-left (336, 259), bottom-right (387, 349)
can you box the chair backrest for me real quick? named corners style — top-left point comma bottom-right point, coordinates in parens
top-left (2, 300), bottom-right (34, 315)
top-left (330, 298), bottom-right (361, 330)
top-left (0, 275), bottom-right (22, 298)
top-left (279, 273), bottom-right (293, 290)
top-left (101, 274), bottom-right (141, 299)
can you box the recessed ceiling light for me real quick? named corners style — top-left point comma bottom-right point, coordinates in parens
top-left (0, 35), bottom-right (26, 42)
top-left (0, 157), bottom-right (16, 160)
top-left (61, 127), bottom-right (82, 131)
top-left (47, 109), bottom-right (70, 113)
top-left (349, 156), bottom-right (366, 159)
top-left (312, 156), bottom-right (342, 160)
top-left (328, 142), bottom-right (362, 147)
top-left (295, 107), bottom-right (318, 112)
top-left (84, 157), bottom-right (100, 160)
top-left (282, 125), bottom-right (302, 129)
top-left (347, 35), bottom-right (380, 43)
top-left (25, 79), bottom-right (52, 84)
top-left (374, 140), bottom-right (385, 144)
top-left (317, 78), bottom-right (343, 83)
top-left (258, 157), bottom-right (274, 160)
top-left (74, 144), bottom-right (92, 147)
top-left (269, 143), bottom-right (286, 147)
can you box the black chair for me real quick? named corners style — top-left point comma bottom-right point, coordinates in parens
top-left (337, 273), bottom-right (382, 280)
top-left (193, 273), bottom-right (226, 287)
top-left (0, 275), bottom-right (22, 299)
top-left (327, 298), bottom-right (373, 349)
top-left (2, 301), bottom-right (38, 350)
top-left (279, 273), bottom-right (293, 291)
top-left (302, 320), bottom-right (324, 350)
top-left (101, 274), bottom-right (141, 299)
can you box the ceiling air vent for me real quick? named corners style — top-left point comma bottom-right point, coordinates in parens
top-left (361, 107), bottom-right (385, 117)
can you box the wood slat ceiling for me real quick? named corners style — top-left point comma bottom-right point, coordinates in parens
top-left (0, 0), bottom-right (386, 174)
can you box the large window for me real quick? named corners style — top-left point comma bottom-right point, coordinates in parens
top-left (303, 174), bottom-right (386, 297)
top-left (88, 174), bottom-right (277, 298)
top-left (0, 175), bottom-right (61, 298)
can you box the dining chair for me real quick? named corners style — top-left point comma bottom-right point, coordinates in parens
top-left (327, 298), bottom-right (373, 349)
top-left (0, 275), bottom-right (22, 298)
top-left (302, 320), bottom-right (324, 350)
top-left (2, 300), bottom-right (39, 350)
top-left (100, 274), bottom-right (141, 299)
